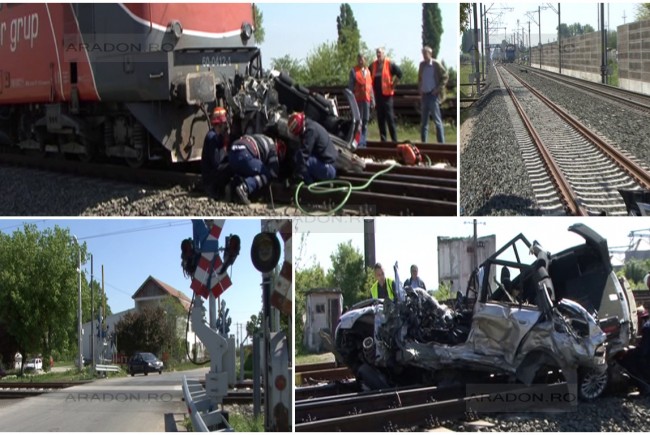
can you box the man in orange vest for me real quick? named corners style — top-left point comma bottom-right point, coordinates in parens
top-left (348, 53), bottom-right (374, 148)
top-left (371, 47), bottom-right (402, 142)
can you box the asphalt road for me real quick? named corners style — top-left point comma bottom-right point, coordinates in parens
top-left (0, 367), bottom-right (209, 431)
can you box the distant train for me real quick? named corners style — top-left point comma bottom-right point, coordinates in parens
top-left (0, 3), bottom-right (261, 166)
top-left (504, 44), bottom-right (517, 63)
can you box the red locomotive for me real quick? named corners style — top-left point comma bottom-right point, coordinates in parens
top-left (0, 3), bottom-right (261, 166)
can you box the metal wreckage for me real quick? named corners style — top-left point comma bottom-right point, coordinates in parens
top-left (224, 69), bottom-right (366, 174)
top-left (335, 224), bottom-right (638, 400)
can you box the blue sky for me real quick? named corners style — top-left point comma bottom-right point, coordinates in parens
top-left (0, 219), bottom-right (276, 337)
top-left (296, 217), bottom-right (650, 297)
top-left (482, 3), bottom-right (640, 46)
top-left (258, 3), bottom-right (458, 70)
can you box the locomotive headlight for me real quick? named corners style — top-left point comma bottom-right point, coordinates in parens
top-left (241, 22), bottom-right (253, 43)
top-left (168, 20), bottom-right (183, 39)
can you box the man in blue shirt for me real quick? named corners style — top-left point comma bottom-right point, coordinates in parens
top-left (418, 46), bottom-right (448, 143)
top-left (404, 264), bottom-right (426, 289)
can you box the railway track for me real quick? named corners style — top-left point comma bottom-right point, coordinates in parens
top-left (517, 66), bottom-right (650, 114)
top-left (496, 65), bottom-right (650, 216)
top-left (0, 381), bottom-right (92, 399)
top-left (0, 141), bottom-right (457, 216)
top-left (296, 382), bottom-right (572, 432)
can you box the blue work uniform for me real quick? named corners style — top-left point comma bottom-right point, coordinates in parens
top-left (294, 119), bottom-right (337, 184)
top-left (228, 134), bottom-right (280, 195)
top-left (201, 129), bottom-right (229, 198)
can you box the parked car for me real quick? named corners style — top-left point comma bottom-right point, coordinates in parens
top-left (24, 358), bottom-right (43, 372)
top-left (128, 352), bottom-right (163, 376)
top-left (335, 224), bottom-right (632, 400)
top-left (0, 365), bottom-right (6, 378)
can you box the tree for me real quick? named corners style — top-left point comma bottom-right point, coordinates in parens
top-left (399, 57), bottom-right (418, 85)
top-left (607, 30), bottom-right (617, 50)
top-left (336, 4), bottom-right (362, 74)
top-left (336, 4), bottom-right (360, 48)
top-left (0, 225), bottom-right (87, 373)
top-left (460, 30), bottom-right (475, 53)
top-left (460, 3), bottom-right (471, 33)
top-left (114, 305), bottom-right (168, 357)
top-left (252, 4), bottom-right (265, 44)
top-left (303, 42), bottom-right (347, 86)
top-left (326, 241), bottom-right (367, 307)
top-left (422, 3), bottom-right (443, 58)
top-left (295, 264), bottom-right (327, 352)
top-left (270, 55), bottom-right (306, 83)
top-left (446, 65), bottom-right (457, 93)
top-left (635, 3), bottom-right (650, 21)
top-left (621, 259), bottom-right (650, 289)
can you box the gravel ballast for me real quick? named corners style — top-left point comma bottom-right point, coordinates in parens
top-left (461, 63), bottom-right (650, 216)
top-left (0, 166), bottom-right (296, 216)
top-left (460, 65), bottom-right (539, 216)
top-left (434, 394), bottom-right (650, 432)
top-left (512, 68), bottom-right (650, 166)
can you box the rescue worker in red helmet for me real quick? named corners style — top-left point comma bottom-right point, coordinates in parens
top-left (287, 112), bottom-right (337, 184)
top-left (202, 107), bottom-right (230, 198)
top-left (229, 134), bottom-right (287, 205)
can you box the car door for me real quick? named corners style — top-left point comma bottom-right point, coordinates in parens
top-left (467, 266), bottom-right (543, 367)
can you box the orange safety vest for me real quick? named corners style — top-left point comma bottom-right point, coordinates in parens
top-left (371, 58), bottom-right (395, 97)
top-left (353, 66), bottom-right (372, 103)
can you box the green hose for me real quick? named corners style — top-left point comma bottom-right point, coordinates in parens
top-left (294, 162), bottom-right (398, 215)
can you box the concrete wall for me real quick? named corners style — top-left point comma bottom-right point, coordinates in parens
top-left (530, 32), bottom-right (603, 82)
top-left (618, 19), bottom-right (650, 94)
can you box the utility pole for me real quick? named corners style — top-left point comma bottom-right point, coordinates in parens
top-left (473, 3), bottom-right (480, 93)
top-left (90, 255), bottom-right (94, 374)
top-left (539, 6), bottom-right (542, 68)
top-left (558, 3), bottom-right (561, 73)
top-left (72, 236), bottom-right (82, 373)
top-left (528, 20), bottom-right (533, 66)
top-left (479, 3), bottom-right (485, 81)
top-left (363, 219), bottom-right (375, 269)
top-left (601, 3), bottom-right (607, 84)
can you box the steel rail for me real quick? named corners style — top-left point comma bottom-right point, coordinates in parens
top-left (509, 69), bottom-right (650, 191)
top-left (295, 367), bottom-right (353, 385)
top-left (296, 384), bottom-right (465, 423)
top-left (295, 362), bottom-right (338, 373)
top-left (518, 66), bottom-right (650, 112)
top-left (295, 382), bottom-right (571, 432)
top-left (295, 381), bottom-right (359, 401)
top-left (495, 66), bottom-right (587, 216)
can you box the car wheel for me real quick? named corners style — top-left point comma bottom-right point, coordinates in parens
top-left (159, 370), bottom-right (162, 375)
top-left (579, 368), bottom-right (608, 400)
top-left (144, 369), bottom-right (148, 376)
top-left (130, 370), bottom-right (135, 377)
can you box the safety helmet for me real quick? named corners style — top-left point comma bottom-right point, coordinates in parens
top-left (288, 112), bottom-right (305, 136)
top-left (276, 139), bottom-right (287, 161)
top-left (211, 107), bottom-right (227, 125)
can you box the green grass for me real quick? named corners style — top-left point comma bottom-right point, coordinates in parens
top-left (460, 62), bottom-right (477, 98)
top-left (366, 120), bottom-right (457, 145)
top-left (607, 61), bottom-right (619, 87)
top-left (1, 368), bottom-right (96, 383)
top-left (168, 360), bottom-right (211, 373)
top-left (228, 411), bottom-right (264, 432)
top-left (295, 352), bottom-right (335, 365)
